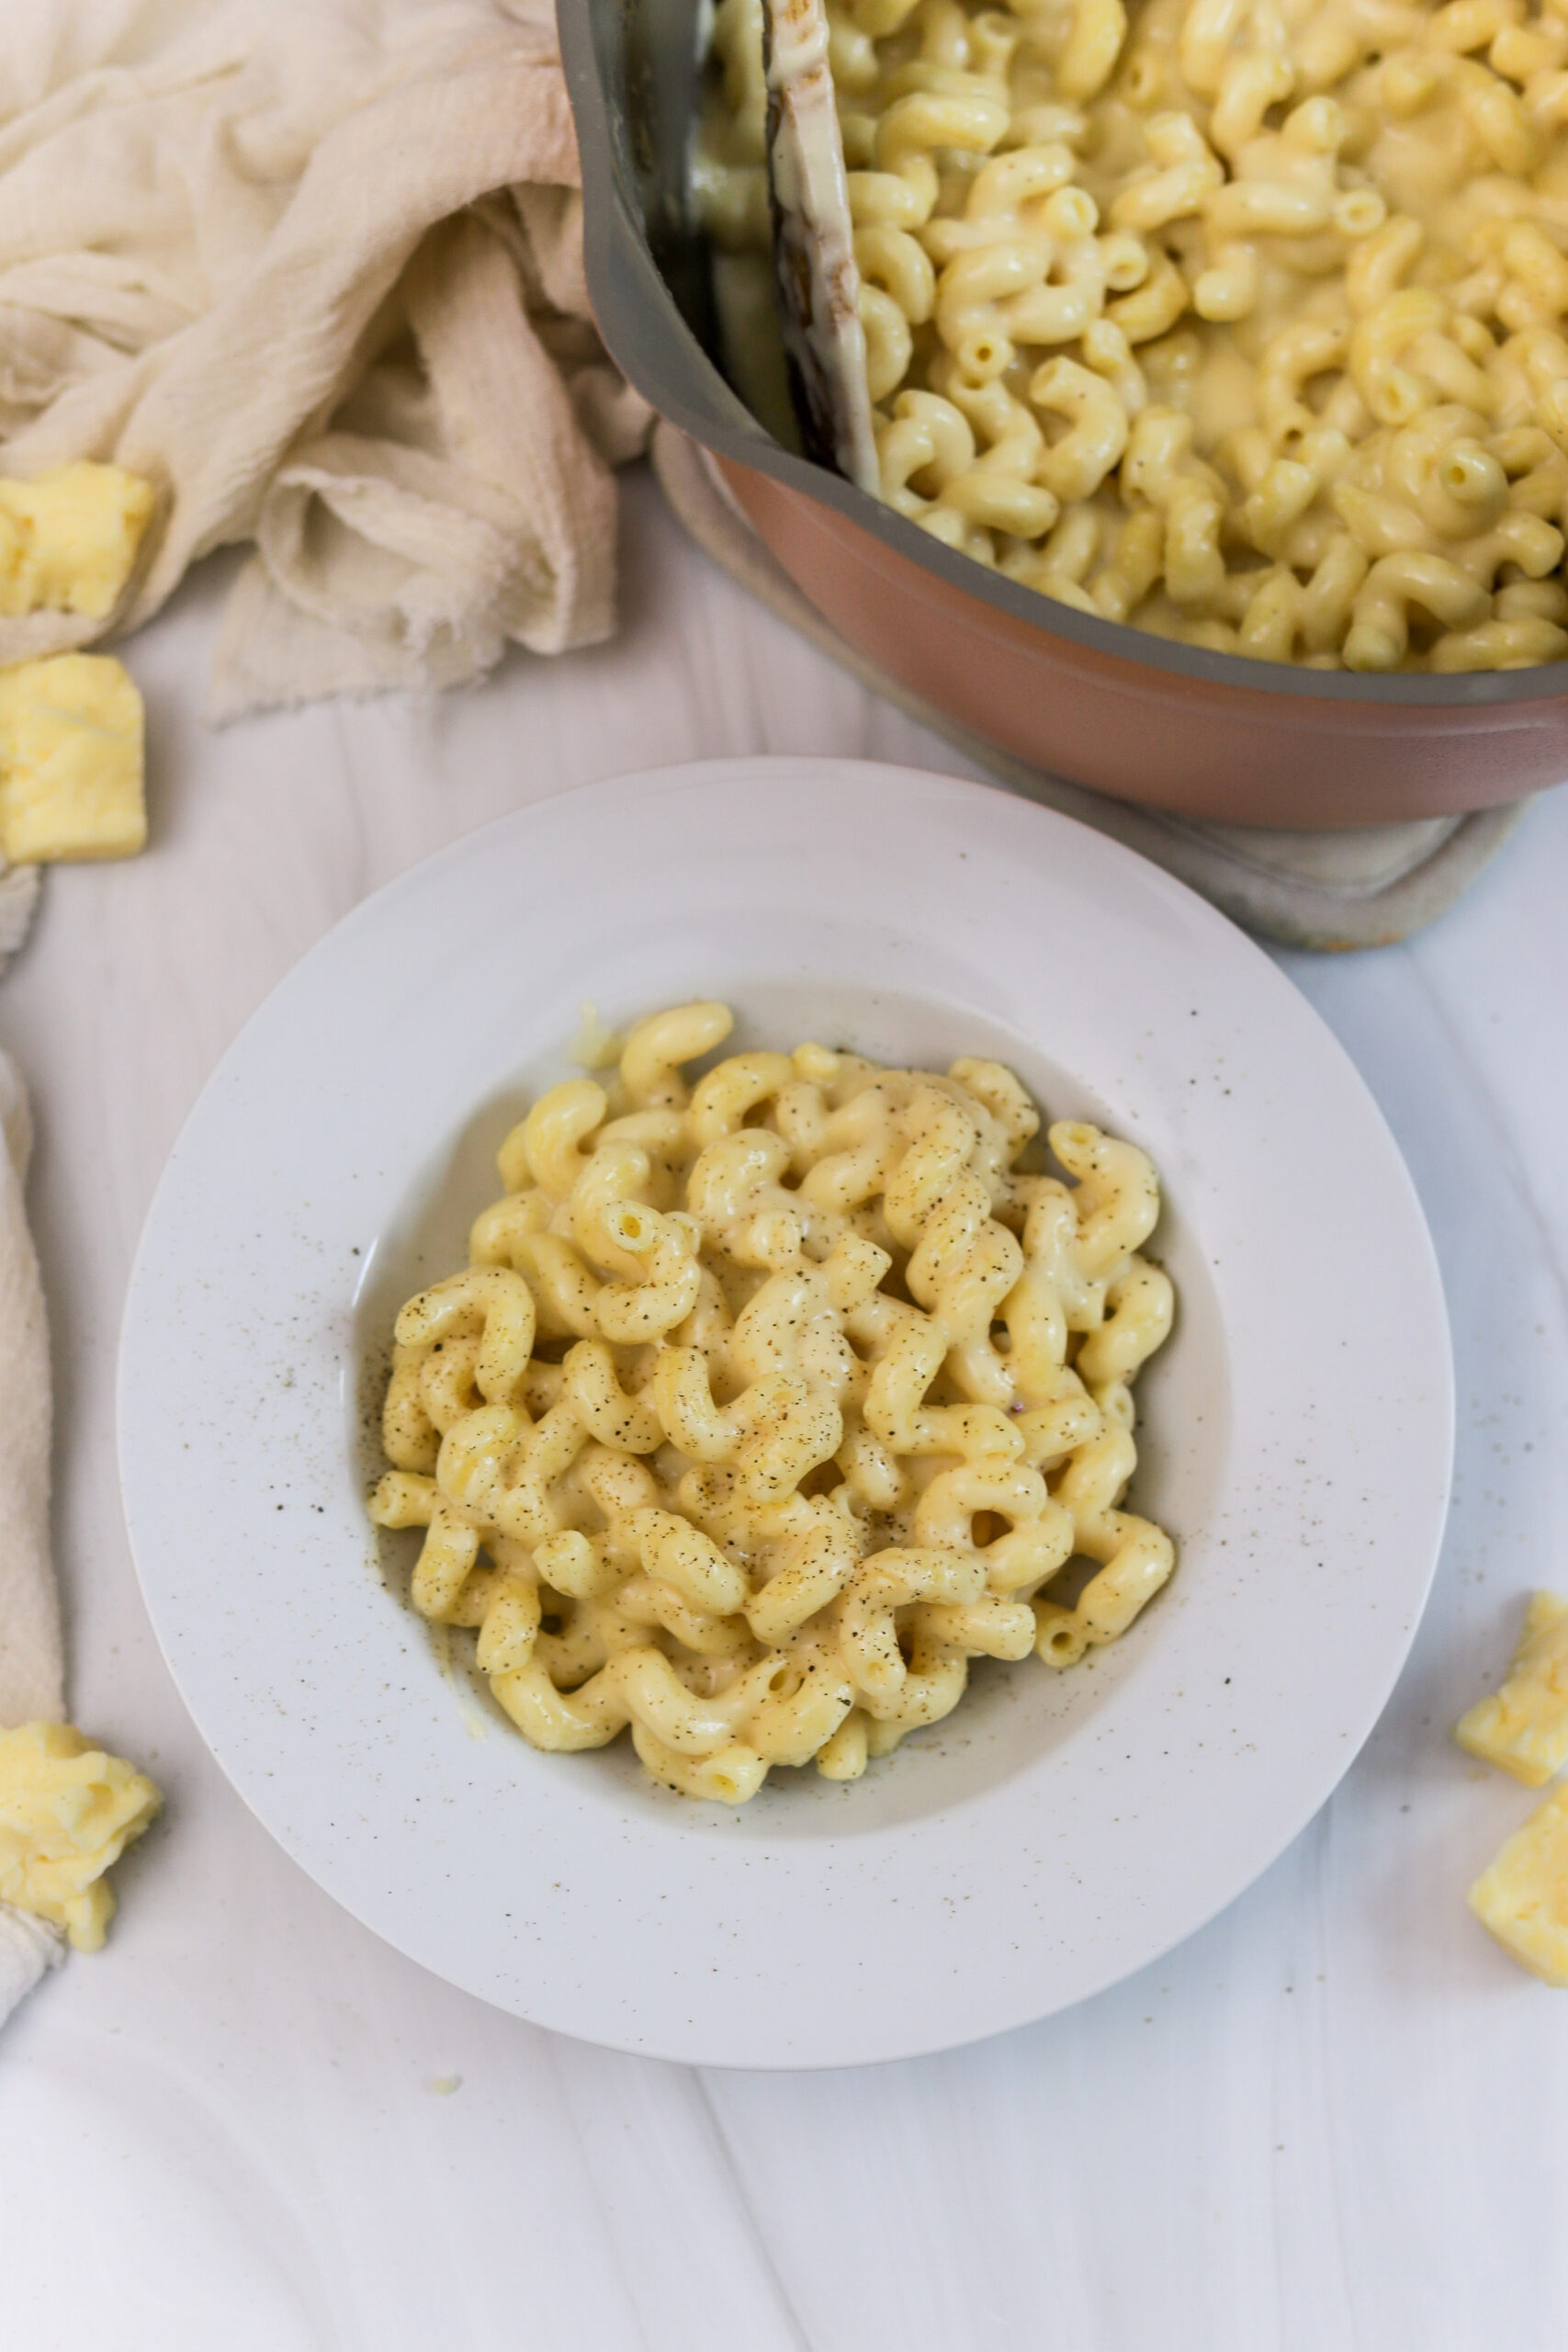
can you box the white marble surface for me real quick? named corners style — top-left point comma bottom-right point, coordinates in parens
top-left (3, 469), bottom-right (1566, 2348)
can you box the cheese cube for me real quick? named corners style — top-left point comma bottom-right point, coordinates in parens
top-left (0, 1720), bottom-right (162, 1953)
top-left (0, 653), bottom-right (146, 862)
top-left (1455, 1590), bottom-right (1568, 1786)
top-left (0, 461), bottom-right (155, 620)
top-left (1469, 1786), bottom-right (1568, 1985)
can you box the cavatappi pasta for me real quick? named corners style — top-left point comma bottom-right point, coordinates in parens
top-left (693, 0), bottom-right (1568, 670)
top-left (368, 1005), bottom-right (1176, 1802)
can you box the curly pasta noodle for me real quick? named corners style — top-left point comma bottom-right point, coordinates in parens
top-left (694, 0), bottom-right (1568, 671)
top-left (369, 1004), bottom-right (1177, 1802)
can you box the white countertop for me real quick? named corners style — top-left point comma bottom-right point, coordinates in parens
top-left (4, 469), bottom-right (1565, 2348)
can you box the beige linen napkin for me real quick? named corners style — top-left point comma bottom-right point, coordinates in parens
top-left (0, 0), bottom-right (650, 717)
top-left (0, 864), bottom-right (38, 977)
top-left (0, 1050), bottom-right (66, 2024)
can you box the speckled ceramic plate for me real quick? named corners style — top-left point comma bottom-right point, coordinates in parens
top-left (118, 758), bottom-right (1453, 2067)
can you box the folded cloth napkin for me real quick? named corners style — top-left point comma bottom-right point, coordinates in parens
top-left (0, 1055), bottom-right (60, 1733)
top-left (0, 861), bottom-right (39, 977)
top-left (0, 1049), bottom-right (67, 2028)
top-left (0, 0), bottom-right (650, 716)
top-left (0, 1900), bottom-right (62, 2018)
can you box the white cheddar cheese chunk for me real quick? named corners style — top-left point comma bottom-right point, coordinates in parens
top-left (0, 652), bottom-right (146, 863)
top-left (1469, 1786), bottom-right (1568, 1987)
top-left (0, 1722), bottom-right (162, 1953)
top-left (0, 461), bottom-right (154, 620)
top-left (1455, 1590), bottom-right (1568, 1788)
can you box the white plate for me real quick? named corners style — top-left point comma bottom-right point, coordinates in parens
top-left (118, 758), bottom-right (1452, 2068)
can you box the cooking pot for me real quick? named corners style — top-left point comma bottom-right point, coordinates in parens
top-left (558, 0), bottom-right (1568, 826)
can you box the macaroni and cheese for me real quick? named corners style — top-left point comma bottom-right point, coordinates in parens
top-left (694, 0), bottom-right (1568, 671)
top-left (369, 1004), bottom-right (1176, 1802)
